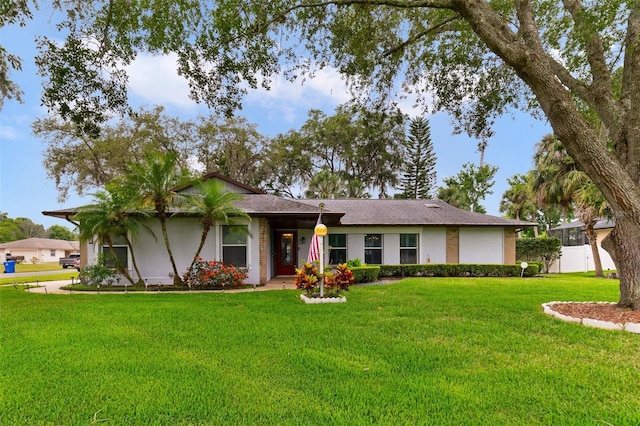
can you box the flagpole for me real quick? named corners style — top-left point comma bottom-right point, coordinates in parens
top-left (319, 232), bottom-right (324, 298)
top-left (314, 203), bottom-right (327, 298)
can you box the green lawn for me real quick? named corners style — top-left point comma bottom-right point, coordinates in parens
top-left (0, 263), bottom-right (79, 285)
top-left (11, 262), bottom-right (65, 273)
top-left (1, 274), bottom-right (638, 425)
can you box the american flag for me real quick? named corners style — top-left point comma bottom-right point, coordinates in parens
top-left (307, 213), bottom-right (322, 263)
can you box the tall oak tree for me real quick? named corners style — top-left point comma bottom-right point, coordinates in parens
top-left (10, 1), bottom-right (640, 308)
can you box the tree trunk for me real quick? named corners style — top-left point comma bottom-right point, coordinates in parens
top-left (601, 216), bottom-right (640, 309)
top-left (124, 234), bottom-right (145, 286)
top-left (158, 213), bottom-right (182, 285)
top-left (458, 0), bottom-right (640, 308)
top-left (106, 239), bottom-right (136, 286)
top-left (584, 224), bottom-right (603, 278)
top-left (188, 224), bottom-right (211, 272)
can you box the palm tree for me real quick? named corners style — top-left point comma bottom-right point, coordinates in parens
top-left (183, 179), bottom-right (251, 271)
top-left (531, 134), bottom-right (582, 223)
top-left (74, 186), bottom-right (151, 286)
top-left (574, 181), bottom-right (610, 277)
top-left (305, 169), bottom-right (347, 199)
top-left (120, 152), bottom-right (192, 285)
top-left (499, 173), bottom-right (537, 237)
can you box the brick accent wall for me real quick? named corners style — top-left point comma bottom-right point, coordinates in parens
top-left (446, 227), bottom-right (459, 264)
top-left (503, 228), bottom-right (516, 264)
top-left (259, 218), bottom-right (268, 284)
top-left (79, 241), bottom-right (88, 269)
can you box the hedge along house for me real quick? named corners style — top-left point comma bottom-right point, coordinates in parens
top-left (43, 173), bottom-right (534, 286)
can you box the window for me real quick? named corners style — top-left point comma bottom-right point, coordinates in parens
top-left (222, 225), bottom-right (248, 267)
top-left (364, 234), bottom-right (383, 264)
top-left (552, 227), bottom-right (588, 246)
top-left (328, 234), bottom-right (347, 265)
top-left (50, 250), bottom-right (56, 257)
top-left (400, 234), bottom-right (418, 264)
top-left (101, 235), bottom-right (128, 269)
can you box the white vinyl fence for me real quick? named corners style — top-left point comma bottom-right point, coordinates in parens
top-left (548, 244), bottom-right (616, 273)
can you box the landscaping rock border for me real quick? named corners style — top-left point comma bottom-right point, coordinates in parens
top-left (542, 301), bottom-right (639, 334)
top-left (300, 294), bottom-right (347, 304)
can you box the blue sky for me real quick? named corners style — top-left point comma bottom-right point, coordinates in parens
top-left (0, 9), bottom-right (552, 230)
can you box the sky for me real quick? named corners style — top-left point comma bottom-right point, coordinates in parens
top-left (0, 8), bottom-right (552, 230)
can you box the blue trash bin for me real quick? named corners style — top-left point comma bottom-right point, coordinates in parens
top-left (3, 260), bottom-right (16, 273)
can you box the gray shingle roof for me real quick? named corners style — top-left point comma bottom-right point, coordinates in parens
top-left (43, 195), bottom-right (534, 228)
top-left (550, 218), bottom-right (615, 231)
top-left (296, 199), bottom-right (534, 227)
top-left (233, 194), bottom-right (332, 214)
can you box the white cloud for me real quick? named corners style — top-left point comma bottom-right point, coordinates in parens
top-left (244, 67), bottom-right (353, 124)
top-left (125, 53), bottom-right (196, 109)
top-left (0, 125), bottom-right (22, 141)
top-left (122, 54), bottom-right (433, 124)
top-left (0, 113), bottom-right (32, 141)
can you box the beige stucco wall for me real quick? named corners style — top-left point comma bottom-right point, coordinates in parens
top-left (446, 227), bottom-right (459, 264)
top-left (504, 229), bottom-right (516, 264)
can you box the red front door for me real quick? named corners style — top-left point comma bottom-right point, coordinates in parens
top-left (276, 231), bottom-right (297, 275)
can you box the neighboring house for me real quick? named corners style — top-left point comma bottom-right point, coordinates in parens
top-left (0, 238), bottom-right (79, 263)
top-left (43, 173), bottom-right (534, 285)
top-left (547, 219), bottom-right (616, 273)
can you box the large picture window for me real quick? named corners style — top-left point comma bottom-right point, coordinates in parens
top-left (364, 234), bottom-right (383, 264)
top-left (400, 234), bottom-right (418, 264)
top-left (222, 225), bottom-right (248, 267)
top-left (328, 234), bottom-right (347, 265)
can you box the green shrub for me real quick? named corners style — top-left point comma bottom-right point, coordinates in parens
top-left (378, 263), bottom-right (539, 278)
top-left (78, 254), bottom-right (118, 286)
top-left (347, 258), bottom-right (363, 267)
top-left (350, 266), bottom-right (380, 283)
top-left (516, 237), bottom-right (562, 273)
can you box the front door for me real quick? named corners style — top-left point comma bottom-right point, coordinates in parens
top-left (276, 231), bottom-right (297, 275)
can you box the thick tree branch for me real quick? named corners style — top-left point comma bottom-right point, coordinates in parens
top-left (247, 0), bottom-right (455, 38)
top-left (620, 5), bottom-right (640, 180)
top-left (561, 0), bottom-right (612, 95)
top-left (451, 0), bottom-right (527, 68)
top-left (559, 0), bottom-right (622, 142)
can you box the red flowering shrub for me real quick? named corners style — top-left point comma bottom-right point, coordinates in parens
top-left (183, 258), bottom-right (248, 289)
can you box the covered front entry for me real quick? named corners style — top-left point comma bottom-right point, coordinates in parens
top-left (275, 231), bottom-right (297, 275)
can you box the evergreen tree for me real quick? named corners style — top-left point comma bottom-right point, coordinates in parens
top-left (398, 117), bottom-right (437, 199)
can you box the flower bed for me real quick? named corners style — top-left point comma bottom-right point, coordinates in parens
top-left (295, 262), bottom-right (354, 301)
top-left (182, 258), bottom-right (248, 289)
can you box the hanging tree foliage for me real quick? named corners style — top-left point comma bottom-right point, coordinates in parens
top-left (8, 1), bottom-right (640, 308)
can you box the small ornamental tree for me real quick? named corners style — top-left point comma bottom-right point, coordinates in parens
top-left (516, 237), bottom-right (562, 274)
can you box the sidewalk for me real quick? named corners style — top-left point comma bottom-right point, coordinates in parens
top-left (23, 277), bottom-right (298, 295)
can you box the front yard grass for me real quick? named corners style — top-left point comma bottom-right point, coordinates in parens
top-left (1, 274), bottom-right (638, 425)
top-left (11, 262), bottom-right (65, 273)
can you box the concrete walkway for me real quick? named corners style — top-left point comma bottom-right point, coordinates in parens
top-left (20, 277), bottom-right (298, 295)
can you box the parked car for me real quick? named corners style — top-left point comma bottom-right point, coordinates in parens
top-left (59, 253), bottom-right (80, 268)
